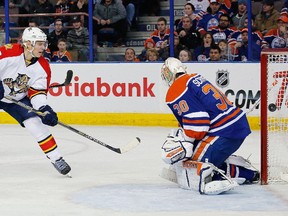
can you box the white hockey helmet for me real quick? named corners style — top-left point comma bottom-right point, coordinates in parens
top-left (22, 27), bottom-right (47, 48)
top-left (161, 57), bottom-right (187, 86)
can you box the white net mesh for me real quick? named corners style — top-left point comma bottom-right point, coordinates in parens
top-left (266, 53), bottom-right (288, 183)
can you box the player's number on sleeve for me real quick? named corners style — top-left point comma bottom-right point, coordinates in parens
top-left (202, 83), bottom-right (232, 111)
top-left (173, 100), bottom-right (189, 115)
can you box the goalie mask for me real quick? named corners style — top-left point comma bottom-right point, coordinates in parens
top-left (161, 57), bottom-right (187, 86)
top-left (22, 27), bottom-right (47, 49)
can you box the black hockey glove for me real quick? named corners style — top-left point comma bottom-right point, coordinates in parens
top-left (0, 81), bottom-right (4, 100)
top-left (39, 105), bottom-right (58, 126)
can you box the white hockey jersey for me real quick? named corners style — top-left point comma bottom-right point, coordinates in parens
top-left (0, 44), bottom-right (51, 109)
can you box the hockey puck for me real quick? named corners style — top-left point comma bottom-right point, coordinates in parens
top-left (268, 103), bottom-right (277, 112)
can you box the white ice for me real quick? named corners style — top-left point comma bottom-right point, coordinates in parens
top-left (0, 125), bottom-right (287, 216)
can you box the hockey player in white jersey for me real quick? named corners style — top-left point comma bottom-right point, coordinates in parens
top-left (0, 27), bottom-right (71, 176)
top-left (160, 57), bottom-right (259, 195)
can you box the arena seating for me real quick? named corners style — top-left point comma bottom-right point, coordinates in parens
top-left (96, 0), bottom-right (184, 61)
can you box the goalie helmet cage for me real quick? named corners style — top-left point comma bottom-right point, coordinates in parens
top-left (260, 49), bottom-right (288, 185)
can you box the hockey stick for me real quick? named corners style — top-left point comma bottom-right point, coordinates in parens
top-left (4, 95), bottom-right (141, 154)
top-left (49, 70), bottom-right (73, 88)
top-left (246, 79), bottom-right (278, 114)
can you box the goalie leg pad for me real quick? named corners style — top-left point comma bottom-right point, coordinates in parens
top-left (174, 160), bottom-right (238, 195)
top-left (226, 155), bottom-right (256, 170)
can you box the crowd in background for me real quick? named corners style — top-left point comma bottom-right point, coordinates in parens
top-left (1, 0), bottom-right (288, 62)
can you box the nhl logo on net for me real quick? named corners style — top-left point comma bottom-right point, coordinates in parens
top-left (216, 70), bottom-right (229, 88)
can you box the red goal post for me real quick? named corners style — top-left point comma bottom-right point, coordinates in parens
top-left (260, 49), bottom-right (288, 185)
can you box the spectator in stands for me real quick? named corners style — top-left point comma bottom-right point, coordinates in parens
top-left (122, 0), bottom-right (137, 30)
top-left (124, 48), bottom-right (140, 62)
top-left (262, 15), bottom-right (288, 48)
top-left (231, 0), bottom-right (247, 30)
top-left (193, 32), bottom-right (215, 61)
top-left (28, 18), bottom-right (39, 27)
top-left (67, 16), bottom-right (89, 61)
top-left (218, 39), bottom-right (229, 61)
top-left (208, 44), bottom-right (221, 61)
top-left (145, 48), bottom-right (161, 62)
top-left (177, 16), bottom-right (201, 54)
top-left (54, 0), bottom-right (74, 23)
top-left (150, 17), bottom-right (171, 50)
top-left (51, 38), bottom-right (72, 62)
top-left (196, 0), bottom-right (225, 35)
top-left (48, 18), bottom-right (68, 54)
top-left (138, 38), bottom-right (156, 61)
top-left (53, 0), bottom-right (74, 28)
top-left (0, 18), bottom-right (6, 46)
top-left (139, 0), bottom-right (160, 16)
top-left (188, 0), bottom-right (210, 14)
top-left (30, 0), bottom-right (54, 30)
top-left (255, 0), bottom-right (280, 35)
top-left (233, 28), bottom-right (261, 61)
top-left (93, 0), bottom-right (127, 46)
top-left (158, 33), bottom-right (187, 61)
top-left (70, 0), bottom-right (92, 28)
top-left (228, 17), bottom-right (263, 58)
top-left (218, 0), bottom-right (234, 15)
top-left (178, 49), bottom-right (192, 62)
top-left (176, 3), bottom-right (199, 31)
top-left (9, 0), bottom-right (30, 27)
top-left (208, 13), bottom-right (237, 44)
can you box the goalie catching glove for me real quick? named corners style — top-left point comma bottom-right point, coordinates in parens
top-left (39, 105), bottom-right (58, 126)
top-left (161, 128), bottom-right (194, 164)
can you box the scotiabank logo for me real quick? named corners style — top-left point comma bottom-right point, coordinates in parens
top-left (49, 76), bottom-right (156, 97)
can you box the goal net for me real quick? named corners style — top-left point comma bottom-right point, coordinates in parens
top-left (261, 49), bottom-right (288, 184)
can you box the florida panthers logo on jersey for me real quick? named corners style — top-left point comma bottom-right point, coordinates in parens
top-left (3, 74), bottom-right (30, 96)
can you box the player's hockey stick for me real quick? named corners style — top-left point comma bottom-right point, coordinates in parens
top-left (49, 70), bottom-right (73, 88)
top-left (246, 79), bottom-right (278, 114)
top-left (4, 95), bottom-right (141, 154)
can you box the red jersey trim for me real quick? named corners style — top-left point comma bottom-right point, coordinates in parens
top-left (38, 56), bottom-right (51, 90)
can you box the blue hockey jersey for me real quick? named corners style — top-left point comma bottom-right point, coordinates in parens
top-left (166, 73), bottom-right (251, 140)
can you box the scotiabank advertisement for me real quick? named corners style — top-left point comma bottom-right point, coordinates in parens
top-left (49, 63), bottom-right (261, 115)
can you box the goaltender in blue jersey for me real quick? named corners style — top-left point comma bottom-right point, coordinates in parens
top-left (160, 57), bottom-right (259, 195)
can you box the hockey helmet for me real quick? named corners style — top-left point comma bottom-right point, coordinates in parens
top-left (161, 57), bottom-right (187, 86)
top-left (22, 27), bottom-right (47, 48)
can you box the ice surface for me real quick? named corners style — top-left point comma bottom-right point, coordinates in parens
top-left (0, 125), bottom-right (287, 216)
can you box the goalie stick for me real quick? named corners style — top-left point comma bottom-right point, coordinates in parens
top-left (49, 70), bottom-right (73, 88)
top-left (4, 96), bottom-right (141, 154)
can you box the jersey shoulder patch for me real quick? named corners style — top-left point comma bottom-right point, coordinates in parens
top-left (166, 74), bottom-right (197, 103)
top-left (0, 44), bottom-right (23, 60)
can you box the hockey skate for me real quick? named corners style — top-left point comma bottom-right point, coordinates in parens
top-left (245, 170), bottom-right (260, 184)
top-left (52, 157), bottom-right (71, 175)
top-left (226, 155), bottom-right (260, 184)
